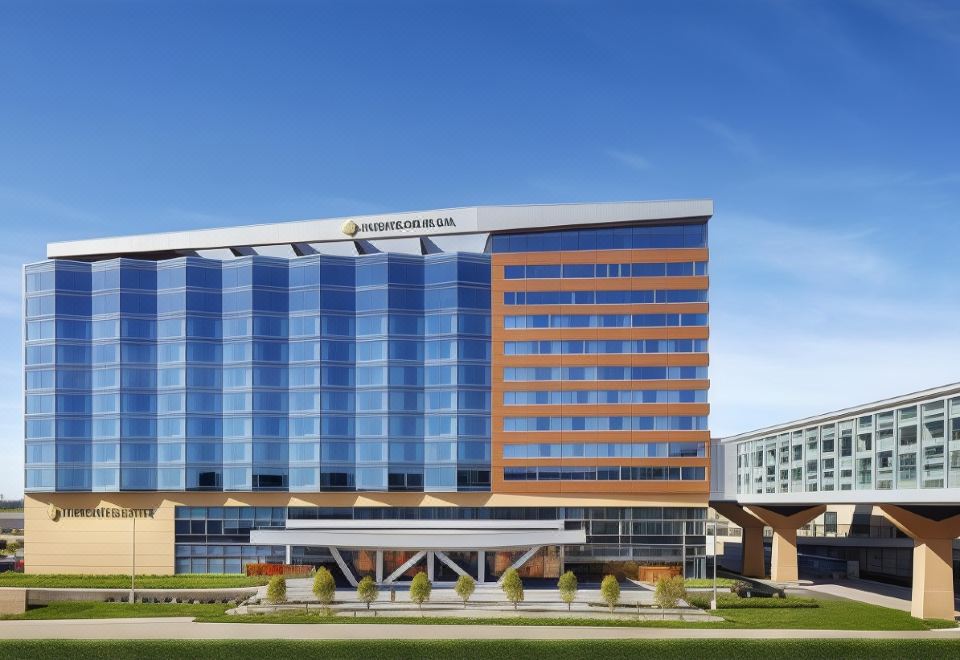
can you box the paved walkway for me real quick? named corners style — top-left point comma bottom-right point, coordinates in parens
top-left (1, 618), bottom-right (959, 640)
top-left (264, 579), bottom-right (657, 607)
top-left (797, 578), bottom-right (960, 616)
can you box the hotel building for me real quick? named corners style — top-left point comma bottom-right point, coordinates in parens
top-left (23, 200), bottom-right (712, 583)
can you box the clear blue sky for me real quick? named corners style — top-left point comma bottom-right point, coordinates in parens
top-left (1, 1), bottom-right (958, 496)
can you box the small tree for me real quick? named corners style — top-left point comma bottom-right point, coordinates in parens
top-left (600, 574), bottom-right (620, 613)
top-left (654, 575), bottom-right (687, 609)
top-left (409, 571), bottom-right (432, 614)
top-left (356, 575), bottom-right (378, 610)
top-left (266, 574), bottom-right (287, 604)
top-left (313, 566), bottom-right (336, 606)
top-left (557, 571), bottom-right (578, 611)
top-left (454, 574), bottom-right (476, 608)
top-left (500, 567), bottom-right (524, 610)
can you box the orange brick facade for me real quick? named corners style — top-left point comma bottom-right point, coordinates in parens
top-left (490, 246), bottom-right (710, 495)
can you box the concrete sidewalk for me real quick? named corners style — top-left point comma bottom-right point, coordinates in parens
top-left (1, 618), bottom-right (960, 640)
top-left (796, 578), bottom-right (960, 616)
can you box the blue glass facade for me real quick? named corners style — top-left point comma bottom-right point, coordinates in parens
top-left (24, 252), bottom-right (492, 493)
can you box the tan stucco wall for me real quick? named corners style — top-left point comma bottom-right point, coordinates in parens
top-left (25, 493), bottom-right (176, 575)
top-left (26, 491), bottom-right (708, 575)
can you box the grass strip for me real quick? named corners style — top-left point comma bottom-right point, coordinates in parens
top-left (0, 573), bottom-right (266, 589)
top-left (683, 578), bottom-right (736, 588)
top-left (1, 601), bottom-right (231, 620)
top-left (687, 594), bottom-right (819, 609)
top-left (199, 597), bottom-right (956, 631)
top-left (5, 598), bottom-right (956, 631)
top-left (3, 639), bottom-right (960, 660)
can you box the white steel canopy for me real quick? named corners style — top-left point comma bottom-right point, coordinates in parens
top-left (250, 520), bottom-right (585, 551)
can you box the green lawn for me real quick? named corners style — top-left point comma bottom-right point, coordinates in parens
top-left (683, 578), bottom-right (735, 588)
top-left (4, 597), bottom-right (956, 632)
top-left (1, 601), bottom-right (231, 620)
top-left (0, 573), bottom-right (267, 589)
top-left (3, 640), bottom-right (960, 660)
top-left (198, 597), bottom-right (955, 631)
top-left (687, 594), bottom-right (819, 609)
top-left (701, 598), bottom-right (955, 630)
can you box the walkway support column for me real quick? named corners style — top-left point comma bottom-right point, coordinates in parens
top-left (744, 505), bottom-right (825, 584)
top-left (878, 504), bottom-right (960, 621)
top-left (711, 502), bottom-right (766, 578)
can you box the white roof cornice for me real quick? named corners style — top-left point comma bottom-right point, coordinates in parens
top-left (47, 199), bottom-right (713, 259)
top-left (720, 382), bottom-right (960, 444)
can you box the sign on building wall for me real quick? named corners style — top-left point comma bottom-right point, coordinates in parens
top-left (47, 504), bottom-right (156, 522)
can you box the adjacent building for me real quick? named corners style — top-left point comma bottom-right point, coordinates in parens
top-left (722, 383), bottom-right (960, 500)
top-left (713, 383), bottom-right (960, 619)
top-left (23, 200), bottom-right (713, 583)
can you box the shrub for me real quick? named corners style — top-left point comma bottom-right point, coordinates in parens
top-left (600, 575), bottom-right (621, 613)
top-left (313, 567), bottom-right (336, 606)
top-left (688, 594), bottom-right (819, 610)
top-left (501, 568), bottom-right (524, 610)
top-left (409, 572), bottom-right (432, 613)
top-left (557, 571), bottom-right (578, 611)
top-left (5, 541), bottom-right (20, 554)
top-left (654, 575), bottom-right (686, 609)
top-left (266, 575), bottom-right (287, 604)
top-left (356, 575), bottom-right (378, 610)
top-left (730, 580), bottom-right (753, 598)
top-left (246, 563), bottom-right (312, 577)
top-left (454, 574), bottom-right (476, 608)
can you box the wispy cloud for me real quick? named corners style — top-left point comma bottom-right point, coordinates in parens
top-left (694, 118), bottom-right (761, 161)
top-left (605, 148), bottom-right (652, 171)
top-left (916, 172), bottom-right (960, 187)
top-left (867, 0), bottom-right (960, 46)
top-left (748, 167), bottom-right (960, 192)
top-left (712, 213), bottom-right (890, 286)
top-left (0, 186), bottom-right (103, 226)
top-left (710, 332), bottom-right (960, 436)
top-left (708, 209), bottom-right (960, 436)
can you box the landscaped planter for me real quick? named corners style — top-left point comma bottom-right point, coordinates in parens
top-left (637, 565), bottom-right (682, 583)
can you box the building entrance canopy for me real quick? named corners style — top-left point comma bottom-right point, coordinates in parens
top-left (250, 520), bottom-right (585, 551)
top-left (250, 520), bottom-right (584, 587)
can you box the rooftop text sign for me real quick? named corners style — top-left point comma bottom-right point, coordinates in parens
top-left (342, 216), bottom-right (458, 237)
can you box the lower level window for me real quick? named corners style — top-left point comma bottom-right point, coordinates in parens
top-left (503, 466), bottom-right (704, 481)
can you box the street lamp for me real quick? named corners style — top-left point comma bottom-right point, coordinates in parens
top-left (129, 515), bottom-right (136, 604)
top-left (710, 508), bottom-right (718, 610)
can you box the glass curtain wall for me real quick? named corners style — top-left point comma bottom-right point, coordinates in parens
top-left (735, 393), bottom-right (960, 494)
top-left (25, 252), bottom-right (491, 494)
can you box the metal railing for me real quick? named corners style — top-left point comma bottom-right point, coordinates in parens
top-left (715, 523), bottom-right (906, 540)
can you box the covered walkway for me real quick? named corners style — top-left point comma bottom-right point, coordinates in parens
top-left (713, 500), bottom-right (960, 621)
top-left (251, 519), bottom-right (585, 587)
